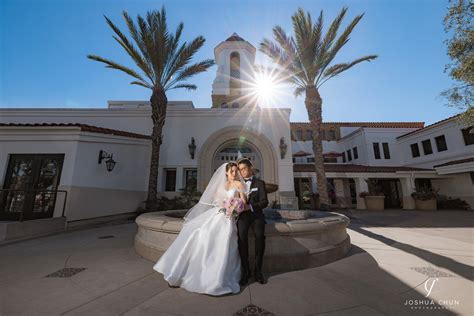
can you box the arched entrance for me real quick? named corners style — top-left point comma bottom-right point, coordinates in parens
top-left (213, 141), bottom-right (263, 177)
top-left (197, 126), bottom-right (278, 192)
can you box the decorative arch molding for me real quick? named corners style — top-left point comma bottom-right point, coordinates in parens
top-left (197, 126), bottom-right (278, 192)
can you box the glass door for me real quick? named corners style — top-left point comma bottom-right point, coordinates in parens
top-left (0, 154), bottom-right (64, 221)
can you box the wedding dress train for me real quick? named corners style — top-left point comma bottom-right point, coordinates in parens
top-left (153, 188), bottom-right (242, 296)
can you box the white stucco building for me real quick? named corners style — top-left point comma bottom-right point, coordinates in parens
top-left (0, 34), bottom-right (472, 226)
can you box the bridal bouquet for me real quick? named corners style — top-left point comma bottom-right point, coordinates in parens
top-left (219, 197), bottom-right (245, 220)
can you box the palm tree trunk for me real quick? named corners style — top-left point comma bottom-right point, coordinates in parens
top-left (305, 86), bottom-right (330, 211)
top-left (146, 87), bottom-right (168, 211)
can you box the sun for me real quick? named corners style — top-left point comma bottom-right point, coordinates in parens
top-left (255, 75), bottom-right (276, 100)
top-left (250, 68), bottom-right (284, 107)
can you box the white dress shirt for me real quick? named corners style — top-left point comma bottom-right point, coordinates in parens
top-left (244, 177), bottom-right (254, 212)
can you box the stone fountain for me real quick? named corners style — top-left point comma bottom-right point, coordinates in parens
top-left (134, 208), bottom-right (351, 273)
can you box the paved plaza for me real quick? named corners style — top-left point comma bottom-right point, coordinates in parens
top-left (0, 210), bottom-right (472, 315)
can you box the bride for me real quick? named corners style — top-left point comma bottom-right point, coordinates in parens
top-left (153, 162), bottom-right (247, 296)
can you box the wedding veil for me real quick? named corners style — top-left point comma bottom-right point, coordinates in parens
top-left (183, 162), bottom-right (244, 223)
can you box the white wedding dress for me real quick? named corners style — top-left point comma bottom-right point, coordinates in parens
top-left (153, 188), bottom-right (242, 296)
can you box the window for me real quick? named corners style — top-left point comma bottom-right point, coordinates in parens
top-left (323, 157), bottom-right (337, 163)
top-left (422, 139), bottom-right (433, 155)
top-left (321, 129), bottom-right (326, 140)
top-left (164, 169), bottom-right (176, 192)
top-left (382, 142), bottom-right (391, 159)
top-left (230, 52), bottom-right (240, 78)
top-left (305, 129), bottom-right (313, 140)
top-left (415, 178), bottom-right (432, 191)
top-left (411, 143), bottom-right (420, 157)
top-left (329, 129), bottom-right (336, 140)
top-left (347, 149), bottom-right (352, 161)
top-left (342, 151), bottom-right (346, 163)
top-left (184, 169), bottom-right (197, 191)
top-left (461, 127), bottom-right (474, 145)
top-left (307, 157), bottom-right (315, 163)
top-left (296, 129), bottom-right (303, 141)
top-left (435, 135), bottom-right (448, 152)
top-left (373, 143), bottom-right (381, 159)
top-left (353, 147), bottom-right (358, 159)
top-left (221, 102), bottom-right (228, 108)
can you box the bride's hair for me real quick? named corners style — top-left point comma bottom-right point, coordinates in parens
top-left (225, 162), bottom-right (237, 173)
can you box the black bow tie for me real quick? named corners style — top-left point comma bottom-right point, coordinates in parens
top-left (244, 178), bottom-right (252, 182)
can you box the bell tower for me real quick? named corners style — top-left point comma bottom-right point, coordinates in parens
top-left (211, 33), bottom-right (256, 108)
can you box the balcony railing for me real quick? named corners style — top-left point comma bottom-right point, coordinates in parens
top-left (0, 189), bottom-right (68, 222)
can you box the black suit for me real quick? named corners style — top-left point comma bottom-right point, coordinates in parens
top-left (237, 177), bottom-right (268, 276)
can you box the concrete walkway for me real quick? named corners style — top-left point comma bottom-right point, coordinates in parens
top-left (0, 210), bottom-right (472, 315)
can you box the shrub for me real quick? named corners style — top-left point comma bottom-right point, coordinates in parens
top-left (156, 186), bottom-right (202, 211)
top-left (411, 188), bottom-right (439, 201)
top-left (359, 191), bottom-right (369, 198)
top-left (437, 195), bottom-right (471, 210)
top-left (364, 179), bottom-right (385, 196)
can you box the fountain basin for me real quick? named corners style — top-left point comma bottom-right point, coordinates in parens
top-left (135, 209), bottom-right (351, 273)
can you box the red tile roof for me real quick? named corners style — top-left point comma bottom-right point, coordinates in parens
top-left (293, 164), bottom-right (433, 173)
top-left (225, 33), bottom-right (246, 42)
top-left (293, 150), bottom-right (312, 157)
top-left (291, 122), bottom-right (425, 129)
top-left (0, 123), bottom-right (151, 140)
top-left (396, 114), bottom-right (462, 139)
top-left (323, 152), bottom-right (343, 157)
top-left (434, 157), bottom-right (474, 168)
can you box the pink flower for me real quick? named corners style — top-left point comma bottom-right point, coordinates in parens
top-left (219, 197), bottom-right (245, 220)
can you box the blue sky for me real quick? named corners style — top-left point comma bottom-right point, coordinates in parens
top-left (0, 0), bottom-right (459, 124)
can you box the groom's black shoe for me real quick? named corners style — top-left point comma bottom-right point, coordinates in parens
top-left (255, 272), bottom-right (267, 284)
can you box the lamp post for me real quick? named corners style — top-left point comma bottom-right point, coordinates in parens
top-left (188, 137), bottom-right (196, 159)
top-left (98, 150), bottom-right (116, 172)
top-left (279, 137), bottom-right (287, 159)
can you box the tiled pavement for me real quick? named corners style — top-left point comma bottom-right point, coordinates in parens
top-left (0, 210), bottom-right (472, 315)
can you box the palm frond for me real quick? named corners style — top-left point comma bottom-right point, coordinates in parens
top-left (168, 83), bottom-right (197, 90)
top-left (165, 59), bottom-right (214, 90)
top-left (294, 86), bottom-right (306, 97)
top-left (162, 36), bottom-right (207, 88)
top-left (260, 7), bottom-right (377, 92)
top-left (103, 15), bottom-right (155, 84)
top-left (122, 11), bottom-right (155, 81)
top-left (131, 81), bottom-right (154, 89)
top-left (87, 54), bottom-right (151, 87)
top-left (292, 8), bottom-right (314, 80)
top-left (318, 55), bottom-right (378, 87)
top-left (316, 12), bottom-right (364, 86)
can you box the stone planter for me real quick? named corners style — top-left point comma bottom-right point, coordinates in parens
top-left (135, 209), bottom-right (351, 273)
top-left (364, 196), bottom-right (385, 211)
top-left (415, 199), bottom-right (437, 211)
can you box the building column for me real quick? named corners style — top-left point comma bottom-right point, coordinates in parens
top-left (343, 179), bottom-right (353, 208)
top-left (334, 179), bottom-right (351, 208)
top-left (175, 168), bottom-right (184, 192)
top-left (311, 177), bottom-right (318, 193)
top-left (354, 177), bottom-right (368, 210)
top-left (400, 177), bottom-right (416, 210)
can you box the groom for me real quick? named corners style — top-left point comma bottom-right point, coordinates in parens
top-left (237, 158), bottom-right (268, 285)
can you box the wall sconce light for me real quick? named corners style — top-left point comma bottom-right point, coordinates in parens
top-left (98, 150), bottom-right (116, 172)
top-left (188, 137), bottom-right (196, 159)
top-left (279, 137), bottom-right (287, 159)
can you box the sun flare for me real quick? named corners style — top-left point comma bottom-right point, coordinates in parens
top-left (250, 68), bottom-right (285, 108)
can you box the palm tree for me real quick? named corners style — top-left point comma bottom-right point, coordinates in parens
top-left (260, 7), bottom-right (377, 210)
top-left (88, 7), bottom-right (214, 210)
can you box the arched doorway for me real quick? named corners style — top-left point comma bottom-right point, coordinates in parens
top-left (212, 140), bottom-right (263, 178)
top-left (197, 126), bottom-right (278, 192)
